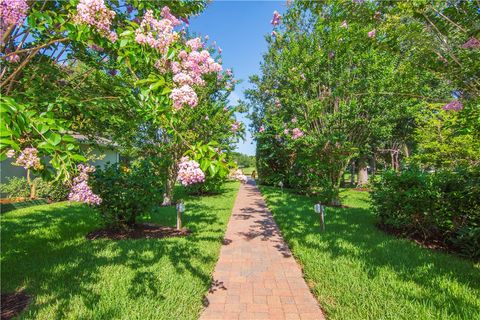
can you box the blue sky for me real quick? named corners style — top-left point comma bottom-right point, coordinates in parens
top-left (189, 1), bottom-right (286, 155)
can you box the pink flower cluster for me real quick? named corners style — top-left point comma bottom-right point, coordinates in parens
top-left (5, 53), bottom-right (19, 63)
top-left (271, 11), bottom-right (281, 26)
top-left (169, 39), bottom-right (222, 109)
top-left (135, 9), bottom-right (179, 54)
top-left (340, 20), bottom-right (348, 28)
top-left (231, 121), bottom-right (241, 132)
top-left (0, 0), bottom-right (29, 30)
top-left (68, 164), bottom-right (102, 205)
top-left (462, 37), bottom-right (480, 49)
top-left (170, 85), bottom-right (198, 110)
top-left (230, 169), bottom-right (247, 184)
top-left (177, 157), bottom-right (205, 186)
top-left (291, 128), bottom-right (304, 139)
top-left (368, 29), bottom-right (376, 38)
top-left (74, 0), bottom-right (117, 42)
top-left (259, 125), bottom-right (265, 133)
top-left (12, 147), bottom-right (43, 170)
top-left (443, 100), bottom-right (463, 111)
top-left (134, 6), bottom-right (223, 111)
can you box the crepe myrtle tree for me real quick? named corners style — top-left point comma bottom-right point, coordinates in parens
top-left (1, 0), bottom-right (240, 204)
top-left (246, 1), bottom-right (453, 203)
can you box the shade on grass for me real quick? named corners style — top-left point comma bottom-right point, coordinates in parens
top-left (1, 182), bottom-right (239, 320)
top-left (260, 187), bottom-right (480, 320)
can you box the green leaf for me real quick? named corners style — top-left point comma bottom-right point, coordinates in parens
top-left (48, 133), bottom-right (62, 146)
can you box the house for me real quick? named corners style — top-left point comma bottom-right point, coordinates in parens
top-left (0, 133), bottom-right (120, 185)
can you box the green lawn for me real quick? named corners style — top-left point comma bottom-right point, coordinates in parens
top-left (260, 186), bottom-right (480, 320)
top-left (1, 182), bottom-right (239, 320)
top-left (240, 166), bottom-right (256, 176)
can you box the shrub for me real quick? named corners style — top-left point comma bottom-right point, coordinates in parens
top-left (0, 177), bottom-right (30, 198)
top-left (91, 161), bottom-right (163, 228)
top-left (372, 166), bottom-right (480, 259)
top-left (184, 143), bottom-right (234, 195)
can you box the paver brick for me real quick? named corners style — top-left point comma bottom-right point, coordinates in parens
top-left (200, 181), bottom-right (324, 320)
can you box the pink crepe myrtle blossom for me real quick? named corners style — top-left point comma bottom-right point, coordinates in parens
top-left (292, 128), bottom-right (304, 140)
top-left (226, 68), bottom-right (233, 77)
top-left (173, 72), bottom-right (194, 85)
top-left (231, 121), bottom-right (241, 132)
top-left (368, 29), bottom-right (376, 38)
top-left (5, 53), bottom-right (20, 63)
top-left (291, 117), bottom-right (297, 123)
top-left (284, 129), bottom-right (289, 135)
top-left (13, 147), bottom-right (43, 170)
top-left (340, 20), bottom-right (348, 28)
top-left (135, 9), bottom-right (179, 54)
top-left (443, 100), bottom-right (463, 111)
top-left (271, 11), bottom-right (281, 26)
top-left (161, 5), bottom-right (181, 26)
top-left (154, 58), bottom-right (170, 73)
top-left (186, 37), bottom-right (203, 50)
top-left (68, 164), bottom-right (101, 205)
top-left (0, 0), bottom-right (29, 30)
top-left (74, 0), bottom-right (117, 42)
top-left (259, 125), bottom-right (265, 133)
top-left (6, 149), bottom-right (16, 158)
top-left (170, 85), bottom-right (198, 110)
top-left (462, 37), bottom-right (480, 49)
top-left (177, 157), bottom-right (205, 186)
top-left (230, 169), bottom-right (247, 184)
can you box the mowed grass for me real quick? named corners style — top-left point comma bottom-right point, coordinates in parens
top-left (1, 182), bottom-right (239, 320)
top-left (260, 186), bottom-right (480, 320)
top-left (240, 166), bottom-right (256, 176)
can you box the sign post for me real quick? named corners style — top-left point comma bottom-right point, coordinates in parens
top-left (314, 203), bottom-right (325, 231)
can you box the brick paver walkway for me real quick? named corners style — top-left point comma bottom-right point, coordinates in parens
top-left (200, 180), bottom-right (325, 320)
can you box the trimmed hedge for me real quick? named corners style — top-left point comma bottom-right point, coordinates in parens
top-left (372, 166), bottom-right (480, 259)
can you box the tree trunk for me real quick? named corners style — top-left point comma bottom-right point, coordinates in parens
top-left (357, 157), bottom-right (369, 187)
top-left (27, 169), bottom-right (36, 199)
top-left (371, 153), bottom-right (377, 178)
top-left (162, 162), bottom-right (176, 206)
top-left (350, 161), bottom-right (355, 186)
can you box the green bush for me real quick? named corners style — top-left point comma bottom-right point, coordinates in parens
top-left (185, 142), bottom-right (234, 195)
top-left (0, 177), bottom-right (69, 201)
top-left (0, 177), bottom-right (30, 198)
top-left (91, 161), bottom-right (163, 228)
top-left (372, 166), bottom-right (480, 259)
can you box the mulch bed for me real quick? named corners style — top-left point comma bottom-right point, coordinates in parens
top-left (0, 198), bottom-right (28, 204)
top-left (1, 291), bottom-right (30, 320)
top-left (376, 222), bottom-right (451, 252)
top-left (86, 223), bottom-right (190, 240)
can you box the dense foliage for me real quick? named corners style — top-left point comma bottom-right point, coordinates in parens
top-left (246, 0), bottom-right (479, 204)
top-left (1, 0), bottom-right (243, 208)
top-left (372, 167), bottom-right (480, 259)
top-left (91, 161), bottom-right (163, 227)
top-left (0, 176), bottom-right (69, 201)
